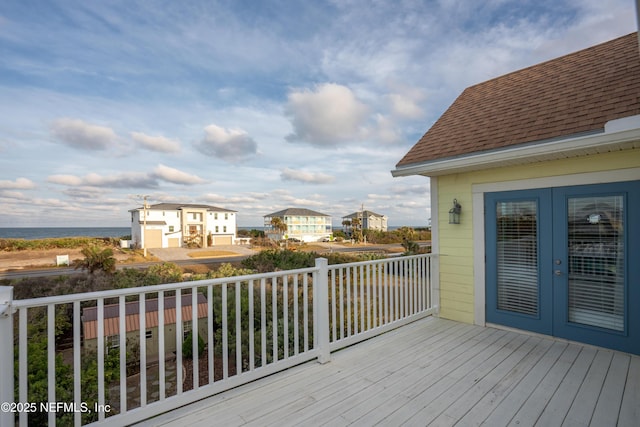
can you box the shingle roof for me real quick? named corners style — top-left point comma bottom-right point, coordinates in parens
top-left (396, 32), bottom-right (640, 168)
top-left (265, 208), bottom-right (330, 217)
top-left (130, 203), bottom-right (236, 212)
top-left (82, 293), bottom-right (208, 339)
top-left (343, 210), bottom-right (386, 219)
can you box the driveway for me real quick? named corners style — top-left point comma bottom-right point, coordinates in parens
top-left (148, 245), bottom-right (257, 262)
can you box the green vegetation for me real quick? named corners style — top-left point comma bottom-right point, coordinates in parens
top-left (0, 236), bottom-right (125, 251)
top-left (362, 227), bottom-right (431, 244)
top-left (182, 331), bottom-right (205, 358)
top-left (74, 246), bottom-right (117, 274)
top-left (14, 305), bottom-right (121, 426)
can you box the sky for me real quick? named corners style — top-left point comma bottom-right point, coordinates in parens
top-left (0, 0), bottom-right (637, 228)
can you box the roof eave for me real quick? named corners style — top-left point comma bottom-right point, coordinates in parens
top-left (391, 122), bottom-right (640, 178)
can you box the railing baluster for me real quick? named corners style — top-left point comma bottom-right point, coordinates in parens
top-left (140, 294), bottom-right (147, 406)
top-left (260, 278), bottom-right (266, 367)
top-left (303, 273), bottom-right (309, 352)
top-left (207, 286), bottom-right (214, 383)
top-left (366, 264), bottom-right (372, 331)
top-left (260, 277), bottom-right (267, 366)
top-left (353, 265), bottom-right (358, 333)
top-left (175, 289), bottom-right (183, 393)
top-left (283, 275), bottom-right (288, 358)
top-left (158, 291), bottom-right (166, 398)
top-left (339, 268), bottom-right (345, 340)
top-left (346, 266), bottom-right (351, 336)
top-left (359, 264), bottom-right (365, 333)
top-left (193, 289), bottom-right (199, 386)
top-left (97, 298), bottom-right (105, 421)
top-left (235, 281), bottom-right (242, 375)
top-left (72, 302), bottom-right (81, 427)
top-left (293, 274), bottom-right (299, 354)
top-left (119, 296), bottom-right (127, 412)
top-left (222, 284), bottom-right (228, 379)
top-left (330, 268), bottom-right (337, 342)
top-left (47, 304), bottom-right (56, 427)
top-left (371, 263), bottom-right (376, 329)
top-left (272, 277), bottom-right (278, 362)
top-left (18, 307), bottom-right (27, 426)
top-left (248, 279), bottom-right (255, 371)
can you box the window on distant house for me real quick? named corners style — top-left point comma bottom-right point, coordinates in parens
top-left (225, 213), bottom-right (228, 220)
top-left (223, 226), bottom-right (227, 232)
top-left (169, 226), bottom-right (174, 232)
top-left (215, 226), bottom-right (219, 233)
top-left (183, 321), bottom-right (192, 340)
top-left (146, 330), bottom-right (153, 339)
top-left (214, 213), bottom-right (218, 220)
top-left (106, 335), bottom-right (119, 350)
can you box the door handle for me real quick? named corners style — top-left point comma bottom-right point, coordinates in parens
top-left (554, 270), bottom-right (563, 276)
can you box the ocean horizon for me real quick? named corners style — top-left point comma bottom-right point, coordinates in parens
top-left (0, 224), bottom-right (427, 240)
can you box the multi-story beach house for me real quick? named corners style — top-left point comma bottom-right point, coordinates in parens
top-left (342, 210), bottom-right (388, 233)
top-left (130, 203), bottom-right (237, 249)
top-left (264, 208), bottom-right (332, 242)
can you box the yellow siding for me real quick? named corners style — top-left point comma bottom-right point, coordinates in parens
top-left (436, 148), bottom-right (640, 324)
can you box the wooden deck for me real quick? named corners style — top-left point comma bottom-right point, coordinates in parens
top-left (137, 317), bottom-right (640, 427)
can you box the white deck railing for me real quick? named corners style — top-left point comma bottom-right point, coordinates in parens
top-left (0, 254), bottom-right (435, 426)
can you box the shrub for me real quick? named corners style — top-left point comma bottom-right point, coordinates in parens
top-left (74, 246), bottom-right (116, 274)
top-left (182, 331), bottom-right (205, 358)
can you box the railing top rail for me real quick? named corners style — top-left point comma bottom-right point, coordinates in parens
top-left (12, 265), bottom-right (319, 309)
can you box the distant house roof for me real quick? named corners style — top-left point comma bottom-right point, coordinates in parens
top-left (265, 208), bottom-right (330, 217)
top-left (130, 203), bottom-right (236, 213)
top-left (82, 293), bottom-right (208, 340)
top-left (395, 32), bottom-right (640, 172)
top-left (343, 210), bottom-right (386, 219)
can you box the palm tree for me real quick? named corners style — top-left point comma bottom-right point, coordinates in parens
top-left (342, 219), bottom-right (352, 235)
top-left (270, 217), bottom-right (288, 239)
top-left (74, 246), bottom-right (117, 274)
top-left (351, 217), bottom-right (362, 242)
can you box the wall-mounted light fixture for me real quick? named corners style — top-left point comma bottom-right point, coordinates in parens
top-left (449, 198), bottom-right (462, 224)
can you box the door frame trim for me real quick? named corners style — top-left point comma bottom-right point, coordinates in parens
top-left (471, 167), bottom-right (640, 327)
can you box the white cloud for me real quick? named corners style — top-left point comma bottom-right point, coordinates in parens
top-left (387, 90), bottom-right (426, 120)
top-left (195, 124), bottom-right (258, 162)
top-left (152, 164), bottom-right (207, 185)
top-left (0, 177), bottom-right (36, 190)
top-left (280, 168), bottom-right (334, 184)
top-left (47, 175), bottom-right (84, 186)
top-left (285, 83), bottom-right (369, 147)
top-left (47, 165), bottom-right (206, 189)
top-left (367, 114), bottom-right (401, 145)
top-left (49, 172), bottom-right (157, 188)
top-left (50, 118), bottom-right (117, 150)
top-left (131, 132), bottom-right (181, 153)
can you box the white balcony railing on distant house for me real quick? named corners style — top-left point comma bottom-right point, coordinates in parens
top-left (0, 254), bottom-right (435, 427)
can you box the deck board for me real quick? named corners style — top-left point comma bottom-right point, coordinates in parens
top-left (136, 317), bottom-right (639, 427)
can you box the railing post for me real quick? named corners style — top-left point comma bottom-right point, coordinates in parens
top-left (0, 286), bottom-right (14, 427)
top-left (314, 258), bottom-right (331, 364)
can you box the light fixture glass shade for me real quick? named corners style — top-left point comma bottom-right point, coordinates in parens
top-left (449, 199), bottom-right (461, 224)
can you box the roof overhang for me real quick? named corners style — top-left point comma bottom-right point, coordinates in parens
top-left (391, 115), bottom-right (640, 178)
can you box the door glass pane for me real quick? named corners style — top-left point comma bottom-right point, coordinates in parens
top-left (496, 200), bottom-right (539, 316)
top-left (568, 195), bottom-right (624, 331)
